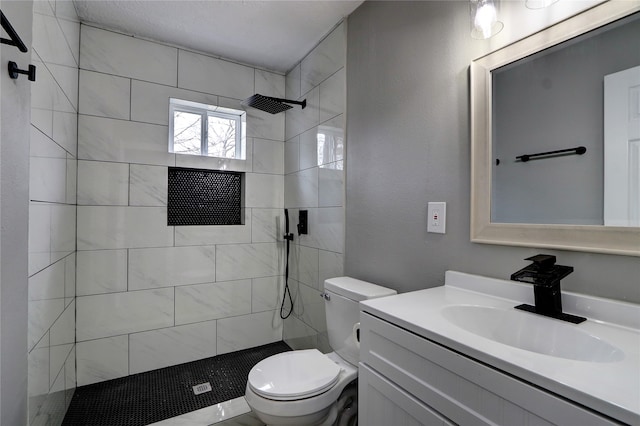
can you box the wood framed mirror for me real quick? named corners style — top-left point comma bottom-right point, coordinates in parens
top-left (470, 0), bottom-right (640, 256)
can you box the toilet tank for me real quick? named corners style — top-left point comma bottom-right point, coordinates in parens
top-left (324, 277), bottom-right (397, 366)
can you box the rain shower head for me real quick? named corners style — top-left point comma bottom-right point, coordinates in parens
top-left (242, 94), bottom-right (306, 114)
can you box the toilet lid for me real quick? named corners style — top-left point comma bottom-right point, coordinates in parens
top-left (248, 349), bottom-right (341, 400)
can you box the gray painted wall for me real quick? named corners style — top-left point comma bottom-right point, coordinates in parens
top-left (492, 16), bottom-right (640, 225)
top-left (345, 1), bottom-right (640, 304)
top-left (0, 1), bottom-right (33, 424)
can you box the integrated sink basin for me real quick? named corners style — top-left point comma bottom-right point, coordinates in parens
top-left (441, 305), bottom-right (625, 363)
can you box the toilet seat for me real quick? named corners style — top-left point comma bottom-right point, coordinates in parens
top-left (248, 349), bottom-right (341, 401)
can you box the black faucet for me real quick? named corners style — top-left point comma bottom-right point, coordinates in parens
top-left (510, 254), bottom-right (586, 324)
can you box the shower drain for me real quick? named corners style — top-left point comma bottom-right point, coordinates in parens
top-left (192, 382), bottom-right (212, 395)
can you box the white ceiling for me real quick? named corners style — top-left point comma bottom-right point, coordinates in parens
top-left (73, 0), bottom-right (363, 74)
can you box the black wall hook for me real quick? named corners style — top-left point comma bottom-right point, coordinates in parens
top-left (1, 10), bottom-right (28, 52)
top-left (8, 61), bottom-right (36, 81)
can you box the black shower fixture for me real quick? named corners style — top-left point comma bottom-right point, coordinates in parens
top-left (243, 94), bottom-right (306, 114)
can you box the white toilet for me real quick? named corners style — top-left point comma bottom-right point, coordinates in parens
top-left (245, 277), bottom-right (397, 426)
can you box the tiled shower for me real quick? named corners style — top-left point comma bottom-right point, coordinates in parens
top-left (26, 1), bottom-right (346, 424)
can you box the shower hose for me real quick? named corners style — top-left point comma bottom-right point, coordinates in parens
top-left (280, 209), bottom-right (294, 319)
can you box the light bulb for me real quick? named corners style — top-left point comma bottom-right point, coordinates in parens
top-left (470, 0), bottom-right (504, 39)
top-left (475, 3), bottom-right (497, 39)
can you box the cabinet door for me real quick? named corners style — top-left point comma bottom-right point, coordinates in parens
top-left (359, 364), bottom-right (454, 426)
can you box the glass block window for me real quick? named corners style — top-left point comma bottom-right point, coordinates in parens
top-left (169, 98), bottom-right (246, 159)
top-left (168, 167), bottom-right (244, 226)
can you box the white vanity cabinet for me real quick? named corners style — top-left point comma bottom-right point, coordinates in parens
top-left (358, 312), bottom-right (622, 426)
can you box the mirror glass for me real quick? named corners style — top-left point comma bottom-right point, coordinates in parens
top-left (491, 12), bottom-right (640, 226)
top-left (470, 1), bottom-right (640, 256)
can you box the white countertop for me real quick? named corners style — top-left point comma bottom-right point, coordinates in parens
top-left (360, 271), bottom-right (640, 425)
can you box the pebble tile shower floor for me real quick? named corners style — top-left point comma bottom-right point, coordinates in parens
top-left (62, 341), bottom-right (291, 426)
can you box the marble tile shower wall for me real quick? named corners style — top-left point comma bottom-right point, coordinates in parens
top-left (282, 22), bottom-right (346, 351)
top-left (76, 25), bottom-right (287, 386)
top-left (28, 1), bottom-right (79, 424)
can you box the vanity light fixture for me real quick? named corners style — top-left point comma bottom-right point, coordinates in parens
top-left (470, 0), bottom-right (504, 39)
top-left (525, 0), bottom-right (559, 9)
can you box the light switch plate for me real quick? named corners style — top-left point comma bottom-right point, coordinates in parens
top-left (427, 202), bottom-right (446, 234)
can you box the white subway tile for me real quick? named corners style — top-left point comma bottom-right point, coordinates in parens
top-left (251, 209), bottom-right (284, 243)
top-left (175, 280), bottom-right (251, 325)
top-left (317, 115), bottom-right (344, 166)
top-left (296, 283), bottom-right (326, 333)
top-left (255, 70), bottom-right (285, 98)
top-left (285, 168), bottom-right (318, 208)
top-left (298, 208), bottom-right (344, 253)
top-left (77, 160), bottom-right (129, 206)
top-left (77, 206), bottom-right (174, 250)
top-left (252, 139), bottom-right (284, 175)
top-left (50, 344), bottom-right (73, 388)
top-left (284, 136), bottom-right (300, 174)
top-left (28, 299), bottom-right (65, 351)
top-left (283, 315), bottom-right (317, 351)
top-left (78, 115), bottom-right (174, 166)
top-left (76, 288), bottom-right (174, 341)
top-left (319, 164), bottom-right (344, 208)
top-left (246, 107), bottom-right (285, 142)
top-left (76, 335), bottom-right (128, 386)
top-left (50, 204), bottom-right (76, 258)
top-left (57, 15), bottom-right (81, 64)
top-left (319, 68), bottom-right (345, 123)
top-left (52, 110), bottom-right (77, 155)
top-left (31, 126), bottom-right (66, 159)
top-left (64, 253), bottom-right (76, 299)
top-left (50, 300), bottom-right (75, 345)
top-left (128, 246), bottom-right (216, 290)
top-left (298, 126), bottom-right (318, 170)
top-left (130, 80), bottom-right (219, 126)
top-left (285, 87), bottom-right (319, 141)
top-left (29, 203), bottom-right (51, 275)
top-left (300, 22), bottom-right (345, 95)
top-left (33, 13), bottom-right (77, 68)
top-left (31, 55), bottom-right (75, 114)
top-left (178, 50), bottom-right (254, 100)
top-left (285, 64), bottom-right (301, 100)
top-left (216, 243), bottom-right (280, 281)
top-left (318, 250), bottom-right (343, 290)
top-left (66, 155), bottom-right (77, 204)
top-left (294, 246), bottom-right (319, 289)
top-left (80, 26), bottom-right (177, 86)
top-left (245, 173), bottom-right (284, 208)
top-left (29, 260), bottom-right (65, 301)
top-left (48, 63), bottom-right (79, 111)
top-left (64, 346), bottom-right (76, 390)
top-left (252, 276), bottom-right (282, 313)
top-left (129, 321), bottom-right (217, 374)
top-left (29, 157), bottom-right (67, 203)
top-left (28, 345), bottom-right (49, 399)
top-left (217, 311), bottom-right (282, 355)
top-left (32, 108), bottom-right (53, 140)
top-left (79, 70), bottom-right (131, 119)
top-left (76, 250), bottom-right (127, 295)
top-left (130, 164), bottom-right (168, 206)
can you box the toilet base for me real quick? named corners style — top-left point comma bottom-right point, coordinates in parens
top-left (253, 403), bottom-right (337, 426)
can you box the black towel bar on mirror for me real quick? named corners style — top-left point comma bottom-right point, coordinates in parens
top-left (516, 146), bottom-right (586, 163)
top-left (1, 10), bottom-right (28, 52)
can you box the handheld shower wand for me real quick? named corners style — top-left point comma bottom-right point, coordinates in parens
top-left (281, 209), bottom-right (294, 319)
